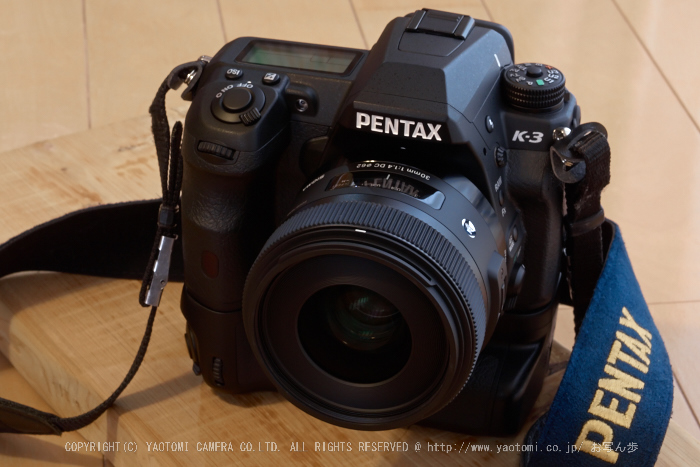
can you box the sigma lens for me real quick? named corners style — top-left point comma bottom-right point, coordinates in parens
top-left (242, 161), bottom-right (506, 430)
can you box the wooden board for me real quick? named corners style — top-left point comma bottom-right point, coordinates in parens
top-left (0, 353), bottom-right (103, 467)
top-left (0, 112), bottom-right (698, 466)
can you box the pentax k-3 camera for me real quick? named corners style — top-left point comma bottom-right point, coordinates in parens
top-left (179, 9), bottom-right (577, 435)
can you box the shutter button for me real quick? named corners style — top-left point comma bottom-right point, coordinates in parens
top-left (222, 88), bottom-right (253, 112)
top-left (211, 83), bottom-right (266, 124)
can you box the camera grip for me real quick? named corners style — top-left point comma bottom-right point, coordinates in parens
top-left (182, 287), bottom-right (274, 393)
top-left (180, 126), bottom-right (289, 312)
top-left (506, 148), bottom-right (564, 311)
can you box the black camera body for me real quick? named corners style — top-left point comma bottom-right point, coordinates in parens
top-left (180, 10), bottom-right (578, 435)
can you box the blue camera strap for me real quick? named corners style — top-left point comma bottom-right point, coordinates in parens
top-left (522, 222), bottom-right (673, 466)
top-left (0, 63), bottom-right (674, 467)
top-left (521, 124), bottom-right (674, 466)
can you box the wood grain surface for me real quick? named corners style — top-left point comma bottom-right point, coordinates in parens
top-left (614, 0), bottom-right (700, 129)
top-left (85, 0), bottom-right (224, 127)
top-left (0, 353), bottom-right (103, 467)
top-left (1, 0), bottom-right (699, 465)
top-left (0, 0), bottom-right (88, 153)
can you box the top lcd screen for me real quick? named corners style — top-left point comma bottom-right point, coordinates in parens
top-left (238, 41), bottom-right (361, 75)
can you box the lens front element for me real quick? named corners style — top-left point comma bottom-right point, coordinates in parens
top-left (298, 285), bottom-right (411, 384)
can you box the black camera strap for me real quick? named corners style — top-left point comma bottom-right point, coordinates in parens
top-left (0, 63), bottom-right (197, 435)
top-left (552, 123), bottom-right (612, 333)
top-left (0, 63), bottom-right (672, 467)
top-left (0, 201), bottom-right (168, 434)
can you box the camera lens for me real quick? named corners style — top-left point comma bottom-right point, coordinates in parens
top-left (298, 285), bottom-right (411, 384)
top-left (243, 161), bottom-right (505, 430)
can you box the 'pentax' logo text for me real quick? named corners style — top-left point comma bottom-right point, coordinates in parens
top-left (575, 307), bottom-right (654, 464)
top-left (356, 112), bottom-right (442, 141)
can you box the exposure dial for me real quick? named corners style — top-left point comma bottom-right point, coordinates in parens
top-left (502, 63), bottom-right (566, 110)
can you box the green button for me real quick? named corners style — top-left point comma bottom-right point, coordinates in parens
top-left (536, 79), bottom-right (545, 86)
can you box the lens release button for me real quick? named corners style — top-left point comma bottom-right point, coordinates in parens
top-left (222, 88), bottom-right (253, 112)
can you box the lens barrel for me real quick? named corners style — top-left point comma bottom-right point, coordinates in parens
top-left (242, 161), bottom-right (505, 430)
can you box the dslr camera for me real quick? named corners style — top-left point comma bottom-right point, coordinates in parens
top-left (180, 9), bottom-right (577, 435)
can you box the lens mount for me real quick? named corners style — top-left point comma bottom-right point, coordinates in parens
top-left (242, 162), bottom-right (504, 430)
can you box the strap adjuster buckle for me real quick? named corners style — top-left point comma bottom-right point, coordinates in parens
top-left (566, 208), bottom-right (606, 237)
top-left (144, 235), bottom-right (176, 307)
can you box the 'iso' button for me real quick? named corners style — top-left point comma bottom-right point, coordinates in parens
top-left (225, 68), bottom-right (243, 80)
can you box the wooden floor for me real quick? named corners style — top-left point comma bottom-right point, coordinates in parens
top-left (1, 0), bottom-right (699, 465)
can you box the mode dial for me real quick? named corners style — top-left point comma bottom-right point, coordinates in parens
top-left (503, 63), bottom-right (566, 110)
